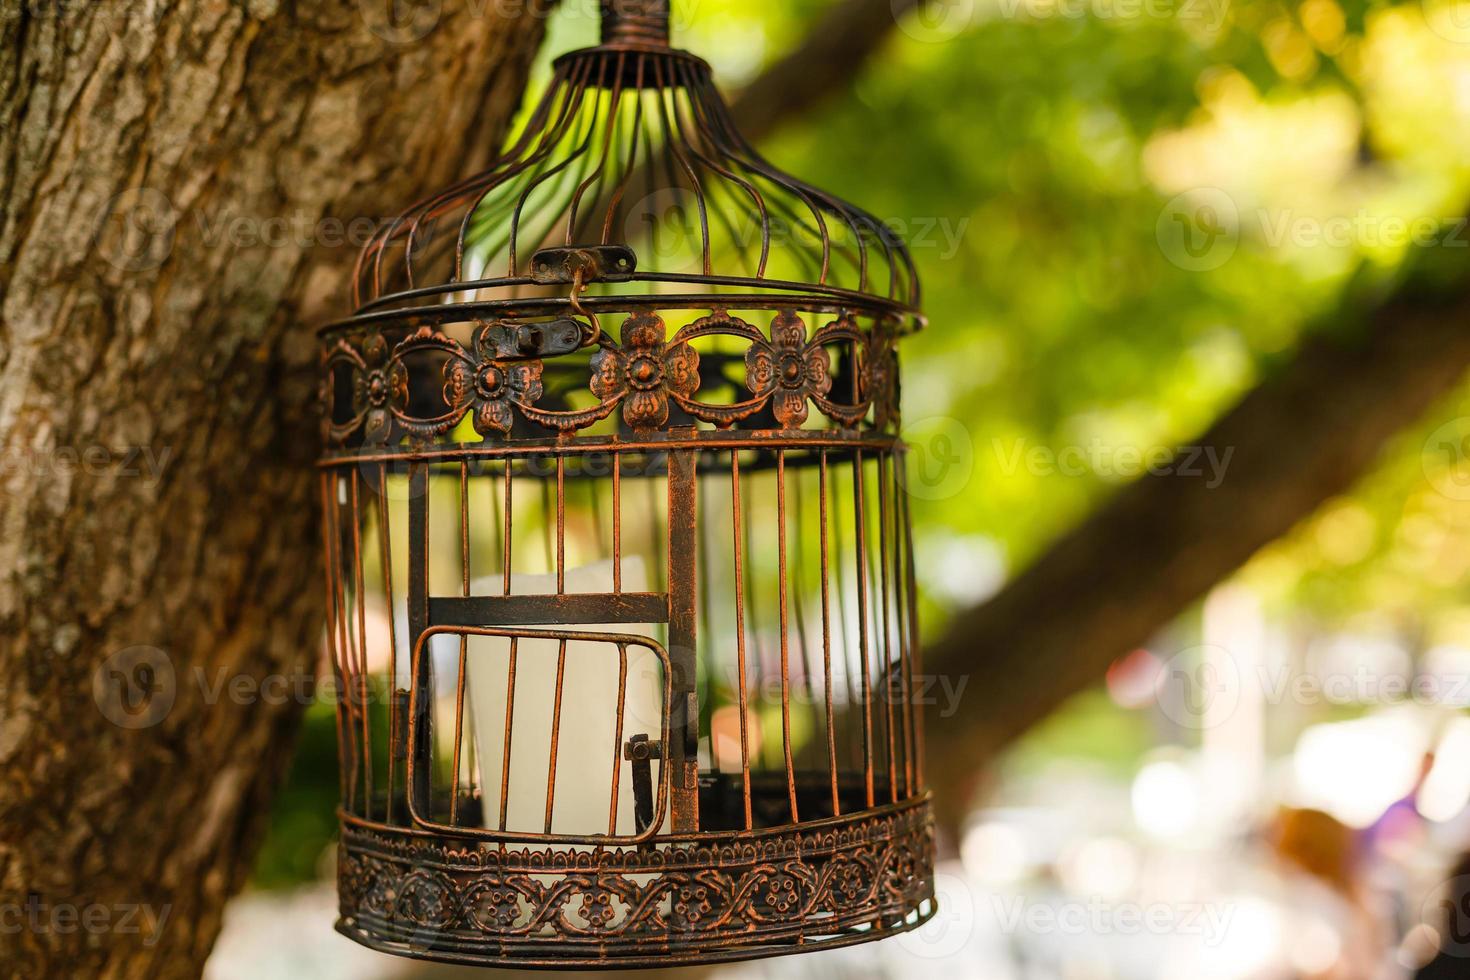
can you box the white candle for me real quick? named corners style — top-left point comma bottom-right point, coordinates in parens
top-left (461, 556), bottom-right (667, 838)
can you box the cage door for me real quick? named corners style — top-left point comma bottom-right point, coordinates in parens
top-left (405, 624), bottom-right (672, 844)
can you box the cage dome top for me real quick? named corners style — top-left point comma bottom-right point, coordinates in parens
top-left (344, 0), bottom-right (922, 335)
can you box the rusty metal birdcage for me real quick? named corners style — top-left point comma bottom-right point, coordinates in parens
top-left (317, 0), bottom-right (935, 967)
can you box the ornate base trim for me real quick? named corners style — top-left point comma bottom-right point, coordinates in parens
top-left (337, 800), bottom-right (935, 969)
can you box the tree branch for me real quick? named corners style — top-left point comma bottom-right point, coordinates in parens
top-left (923, 272), bottom-right (1470, 834)
top-left (729, 0), bottom-right (922, 142)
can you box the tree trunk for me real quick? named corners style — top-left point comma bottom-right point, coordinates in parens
top-left (0, 3), bottom-right (547, 976)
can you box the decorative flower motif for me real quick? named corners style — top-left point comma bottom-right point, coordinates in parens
top-left (830, 860), bottom-right (869, 906)
top-left (761, 871), bottom-right (802, 915)
top-left (579, 882), bottom-right (618, 930)
top-left (361, 868), bottom-right (397, 917)
top-left (398, 872), bottom-right (455, 927)
top-left (475, 881), bottom-right (522, 930)
top-left (673, 881), bottom-right (714, 927)
top-left (860, 327), bottom-right (899, 430)
top-left (745, 312), bottom-right (831, 428)
top-left (887, 848), bottom-right (919, 899)
top-left (443, 323), bottom-right (544, 437)
top-left (351, 331), bottom-right (408, 444)
top-left (590, 312), bottom-right (700, 429)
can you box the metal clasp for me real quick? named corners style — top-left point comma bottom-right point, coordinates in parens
top-left (624, 733), bottom-right (663, 834)
top-left (529, 245), bottom-right (637, 284)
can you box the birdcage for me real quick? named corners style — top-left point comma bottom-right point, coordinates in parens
top-left (317, 0), bottom-right (935, 967)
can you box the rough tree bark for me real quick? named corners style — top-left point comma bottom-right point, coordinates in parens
top-left (0, 3), bottom-right (547, 976)
top-left (924, 274), bottom-right (1470, 834)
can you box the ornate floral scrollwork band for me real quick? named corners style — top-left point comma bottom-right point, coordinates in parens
top-left (337, 799), bottom-right (935, 967)
top-left (320, 308), bottom-right (903, 448)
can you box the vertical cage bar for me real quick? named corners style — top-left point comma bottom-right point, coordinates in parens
top-left (376, 464), bottom-right (401, 823)
top-left (853, 450), bottom-right (875, 809)
top-left (499, 636), bottom-right (518, 832)
top-left (612, 452), bottom-right (622, 592)
top-left (545, 638), bottom-right (568, 834)
top-left (831, 471), bottom-right (862, 774)
top-left (818, 451), bottom-right (839, 816)
top-left (450, 461), bottom-right (470, 825)
top-left (667, 446), bottom-right (700, 831)
top-left (329, 477), bottom-right (360, 814)
top-left (877, 453), bottom-right (898, 804)
top-left (498, 463), bottom-right (516, 832)
top-left (740, 460), bottom-right (767, 768)
top-left (608, 643), bottom-right (629, 836)
top-left (891, 455), bottom-right (915, 797)
top-left (408, 462), bottom-right (431, 818)
top-left (502, 460), bottom-right (513, 594)
top-left (556, 456), bottom-right (566, 593)
top-left (776, 450), bottom-right (798, 822)
top-left (349, 471), bottom-right (374, 820)
top-left (730, 450), bottom-right (753, 829)
top-left (320, 475), bottom-right (350, 807)
top-left (899, 458), bottom-right (926, 788)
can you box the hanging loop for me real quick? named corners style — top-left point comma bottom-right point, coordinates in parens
top-left (600, 0), bottom-right (670, 47)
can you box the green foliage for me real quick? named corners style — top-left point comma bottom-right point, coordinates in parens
top-left (251, 704), bottom-right (341, 890)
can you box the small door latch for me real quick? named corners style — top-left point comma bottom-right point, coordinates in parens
top-left (529, 245), bottom-right (638, 284)
top-left (623, 733), bottom-right (663, 834)
top-left (475, 316), bottom-right (594, 360)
